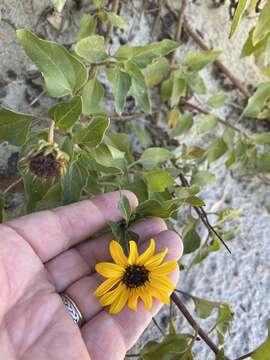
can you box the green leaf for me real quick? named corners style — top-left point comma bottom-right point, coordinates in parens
top-left (207, 92), bottom-right (228, 108)
top-left (0, 108), bottom-right (33, 146)
top-left (37, 182), bottom-right (62, 208)
top-left (192, 170), bottom-right (216, 186)
top-left (48, 96), bottom-right (82, 131)
top-left (92, 143), bottom-right (127, 174)
top-left (137, 199), bottom-right (181, 218)
top-left (167, 107), bottom-right (181, 128)
top-left (183, 219), bottom-right (201, 254)
top-left (82, 78), bottom-right (106, 115)
top-left (241, 27), bottom-right (269, 59)
top-left (115, 40), bottom-right (179, 68)
top-left (74, 116), bottom-right (110, 148)
top-left (126, 179), bottom-right (149, 203)
top-left (198, 114), bottom-right (218, 134)
top-left (217, 208), bottom-right (242, 225)
top-left (126, 123), bottom-right (153, 148)
top-left (184, 196), bottom-right (205, 207)
top-left (137, 147), bottom-right (173, 170)
top-left (243, 82), bottom-right (270, 118)
top-left (144, 170), bottom-right (175, 192)
top-left (75, 35), bottom-right (109, 63)
top-left (250, 132), bottom-right (270, 145)
top-left (118, 194), bottom-right (132, 224)
top-left (107, 67), bottom-right (131, 114)
top-left (257, 153), bottom-right (270, 172)
top-left (229, 0), bottom-right (248, 37)
top-left (105, 131), bottom-right (133, 163)
top-left (186, 72), bottom-right (206, 94)
top-left (77, 14), bottom-right (97, 41)
top-left (190, 238), bottom-right (220, 267)
top-left (103, 12), bottom-right (128, 29)
top-left (171, 78), bottom-right (186, 107)
top-left (252, 319), bottom-right (270, 360)
top-left (23, 174), bottom-right (53, 212)
top-left (193, 296), bottom-right (220, 319)
top-left (17, 29), bottom-right (87, 97)
top-left (172, 112), bottom-right (194, 136)
top-left (62, 158), bottom-right (88, 204)
top-left (253, 0), bottom-right (270, 45)
top-left (143, 58), bottom-right (170, 87)
top-left (216, 303), bottom-right (234, 344)
top-left (184, 51), bottom-right (222, 71)
top-left (141, 335), bottom-right (189, 360)
top-left (207, 138), bottom-right (228, 163)
top-left (126, 62), bottom-right (151, 114)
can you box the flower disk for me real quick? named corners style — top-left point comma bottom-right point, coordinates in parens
top-left (94, 239), bottom-right (177, 314)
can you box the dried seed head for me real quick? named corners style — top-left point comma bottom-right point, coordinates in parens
top-left (20, 140), bottom-right (69, 181)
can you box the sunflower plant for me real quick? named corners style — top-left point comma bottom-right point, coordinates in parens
top-left (1, 0), bottom-right (270, 359)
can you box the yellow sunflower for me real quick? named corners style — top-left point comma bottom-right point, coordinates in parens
top-left (94, 239), bottom-right (177, 314)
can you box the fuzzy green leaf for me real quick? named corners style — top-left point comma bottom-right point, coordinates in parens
top-left (115, 39), bottom-right (179, 68)
top-left (104, 12), bottom-right (128, 29)
top-left (141, 335), bottom-right (189, 360)
top-left (137, 199), bottom-right (181, 218)
top-left (48, 96), bottom-right (82, 131)
top-left (75, 116), bottom-right (110, 148)
top-left (0, 108), bottom-right (33, 146)
top-left (253, 0), bottom-right (270, 45)
top-left (207, 138), bottom-right (228, 163)
top-left (75, 35), bottom-right (109, 63)
top-left (184, 50), bottom-right (222, 71)
top-left (243, 82), bottom-right (270, 118)
top-left (118, 194), bottom-right (132, 224)
top-left (137, 147), bottom-right (173, 170)
top-left (192, 170), bottom-right (216, 186)
top-left (183, 224), bottom-right (201, 254)
top-left (144, 170), bottom-right (175, 192)
top-left (143, 58), bottom-right (170, 87)
top-left (77, 14), bottom-right (97, 41)
top-left (173, 112), bottom-right (194, 136)
top-left (62, 159), bottom-right (88, 204)
top-left (171, 77), bottom-right (186, 107)
top-left (82, 78), bottom-right (106, 115)
top-left (17, 29), bottom-right (87, 97)
top-left (107, 67), bottom-right (131, 114)
top-left (207, 92), bottom-right (228, 108)
top-left (198, 114), bottom-right (218, 134)
top-left (229, 0), bottom-right (248, 37)
top-left (252, 319), bottom-right (270, 359)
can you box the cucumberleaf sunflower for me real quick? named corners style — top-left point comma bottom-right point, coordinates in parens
top-left (94, 239), bottom-right (177, 314)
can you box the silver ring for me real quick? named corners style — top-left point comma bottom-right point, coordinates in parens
top-left (61, 293), bottom-right (84, 328)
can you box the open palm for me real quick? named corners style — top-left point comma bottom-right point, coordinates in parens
top-left (0, 190), bottom-right (182, 360)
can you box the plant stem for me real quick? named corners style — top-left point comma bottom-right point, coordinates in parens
top-left (48, 120), bottom-right (55, 144)
top-left (182, 19), bottom-right (251, 99)
top-left (152, 317), bottom-right (166, 337)
top-left (105, 0), bottom-right (120, 44)
top-left (2, 177), bottom-right (23, 195)
top-left (170, 0), bottom-right (187, 65)
top-left (171, 292), bottom-right (230, 359)
top-left (180, 98), bottom-right (247, 136)
top-left (110, 112), bottom-right (144, 121)
top-left (233, 352), bottom-right (253, 360)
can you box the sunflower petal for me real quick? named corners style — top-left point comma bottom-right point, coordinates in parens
top-left (109, 287), bottom-right (130, 314)
top-left (94, 277), bottom-right (120, 297)
top-left (99, 283), bottom-right (126, 306)
top-left (110, 240), bottom-right (128, 266)
top-left (149, 274), bottom-right (175, 291)
top-left (150, 260), bottom-right (177, 275)
top-left (147, 284), bottom-right (170, 304)
top-left (144, 248), bottom-right (168, 268)
top-left (128, 241), bottom-right (139, 265)
top-left (128, 288), bottom-right (139, 311)
top-left (95, 262), bottom-right (124, 278)
top-left (139, 287), bottom-right (153, 311)
top-left (137, 239), bottom-right (155, 265)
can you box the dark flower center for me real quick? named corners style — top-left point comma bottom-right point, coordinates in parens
top-left (123, 265), bottom-right (149, 288)
top-left (29, 153), bottom-right (61, 179)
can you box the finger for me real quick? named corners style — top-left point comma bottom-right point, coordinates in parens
top-left (48, 217), bottom-right (167, 292)
top-left (5, 190), bottom-right (138, 262)
top-left (81, 230), bottom-right (183, 360)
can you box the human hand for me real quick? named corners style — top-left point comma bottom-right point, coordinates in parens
top-left (0, 190), bottom-right (182, 360)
